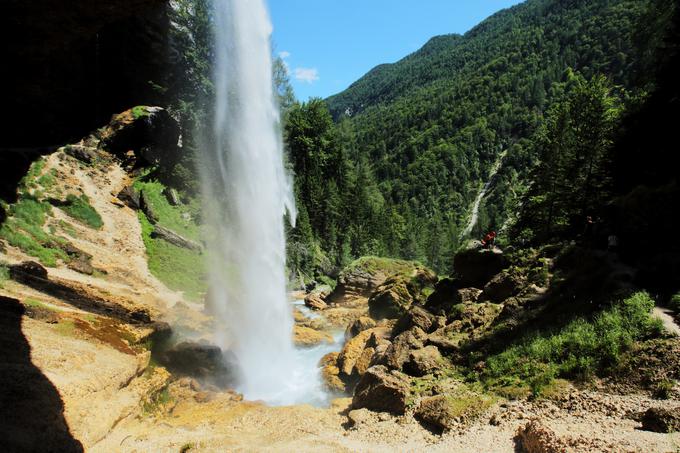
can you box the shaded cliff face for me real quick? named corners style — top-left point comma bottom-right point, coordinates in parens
top-left (1, 0), bottom-right (170, 148)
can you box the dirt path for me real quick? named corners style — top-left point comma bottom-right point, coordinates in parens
top-left (653, 306), bottom-right (680, 336)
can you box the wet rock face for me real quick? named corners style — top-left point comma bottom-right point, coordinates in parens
top-left (2, 0), bottom-right (170, 147)
top-left (157, 341), bottom-right (233, 384)
top-left (352, 365), bottom-right (411, 415)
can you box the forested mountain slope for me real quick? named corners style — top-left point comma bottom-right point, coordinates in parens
top-left (316, 0), bottom-right (650, 271)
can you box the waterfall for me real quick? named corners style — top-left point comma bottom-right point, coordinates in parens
top-left (199, 0), bottom-right (300, 405)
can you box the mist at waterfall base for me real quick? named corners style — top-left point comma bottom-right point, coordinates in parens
top-left (197, 0), bottom-right (332, 406)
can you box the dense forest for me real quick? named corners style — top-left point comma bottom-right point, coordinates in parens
top-left (158, 0), bottom-right (677, 288)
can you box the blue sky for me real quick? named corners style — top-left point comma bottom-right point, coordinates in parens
top-left (268, 0), bottom-right (525, 101)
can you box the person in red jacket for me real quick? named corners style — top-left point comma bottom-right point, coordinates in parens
top-left (481, 231), bottom-right (497, 249)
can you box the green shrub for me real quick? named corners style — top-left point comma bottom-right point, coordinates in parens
top-left (61, 194), bottom-right (103, 229)
top-left (131, 105), bottom-right (151, 119)
top-left (670, 293), bottom-right (680, 312)
top-left (484, 292), bottom-right (663, 394)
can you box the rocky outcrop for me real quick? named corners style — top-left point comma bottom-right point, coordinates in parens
top-left (157, 341), bottom-right (231, 380)
top-left (368, 270), bottom-right (437, 320)
top-left (393, 306), bottom-right (437, 336)
top-left (383, 327), bottom-right (427, 371)
top-left (9, 261), bottom-right (48, 282)
top-left (99, 107), bottom-right (180, 168)
top-left (117, 185), bottom-right (140, 209)
top-left (425, 277), bottom-right (482, 314)
top-left (352, 365), bottom-right (411, 414)
top-left (319, 352), bottom-right (345, 393)
top-left (453, 243), bottom-right (508, 288)
top-left (326, 257), bottom-right (434, 305)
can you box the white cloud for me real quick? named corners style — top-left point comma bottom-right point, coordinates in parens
top-left (278, 51), bottom-right (291, 59)
top-left (277, 51), bottom-right (291, 74)
top-left (294, 67), bottom-right (319, 84)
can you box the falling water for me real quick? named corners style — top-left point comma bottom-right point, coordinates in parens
top-left (199, 0), bottom-right (304, 405)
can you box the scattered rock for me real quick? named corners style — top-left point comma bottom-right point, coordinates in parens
top-left (345, 316), bottom-right (376, 339)
top-left (67, 257), bottom-right (94, 275)
top-left (347, 408), bottom-right (374, 427)
top-left (425, 277), bottom-right (482, 314)
top-left (116, 185), bottom-right (140, 209)
top-left (352, 365), bottom-right (411, 414)
top-left (151, 225), bottom-right (202, 252)
top-left (164, 187), bottom-right (181, 206)
top-left (293, 325), bottom-right (334, 347)
top-left (515, 420), bottom-right (569, 453)
top-left (63, 143), bottom-right (97, 164)
top-left (368, 276), bottom-right (420, 319)
top-left (453, 243), bottom-right (508, 288)
top-left (640, 407), bottom-right (680, 433)
top-left (304, 293), bottom-right (327, 311)
top-left (405, 345), bottom-right (442, 376)
top-left (9, 261), bottom-right (48, 282)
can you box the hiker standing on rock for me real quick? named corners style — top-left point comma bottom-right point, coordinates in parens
top-left (481, 231), bottom-right (497, 249)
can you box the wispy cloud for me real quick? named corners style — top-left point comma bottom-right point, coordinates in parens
top-left (278, 51), bottom-right (291, 74)
top-left (294, 67), bottom-right (319, 84)
top-left (278, 51), bottom-right (291, 59)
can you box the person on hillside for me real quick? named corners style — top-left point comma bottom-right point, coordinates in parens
top-left (481, 230), bottom-right (497, 249)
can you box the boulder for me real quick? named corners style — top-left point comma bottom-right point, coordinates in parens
top-left (453, 243), bottom-right (508, 288)
top-left (415, 393), bottom-right (494, 432)
top-left (345, 316), bottom-right (377, 339)
top-left (337, 327), bottom-right (388, 377)
top-left (405, 345), bottom-right (442, 376)
top-left (427, 325), bottom-right (466, 353)
top-left (347, 408), bottom-right (374, 427)
top-left (383, 327), bottom-right (427, 370)
top-left (293, 325), bottom-right (334, 347)
top-left (352, 365), bottom-right (411, 414)
top-left (481, 271), bottom-right (525, 303)
top-left (425, 277), bottom-right (482, 314)
top-left (393, 305), bottom-right (436, 336)
top-left (9, 261), bottom-right (48, 282)
top-left (304, 293), bottom-right (327, 311)
top-left (151, 225), bottom-right (202, 252)
top-left (158, 341), bottom-right (230, 379)
top-left (640, 407), bottom-right (680, 433)
top-left (448, 302), bottom-right (502, 332)
top-left (116, 185), bottom-right (140, 209)
top-left (515, 420), bottom-right (570, 453)
top-left (319, 352), bottom-right (345, 393)
top-left (67, 257), bottom-right (94, 275)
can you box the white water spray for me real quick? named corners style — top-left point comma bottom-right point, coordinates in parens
top-left (199, 0), bottom-right (306, 405)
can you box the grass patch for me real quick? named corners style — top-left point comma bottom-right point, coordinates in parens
top-left (142, 386), bottom-right (173, 415)
top-left (0, 263), bottom-right (9, 288)
top-left (61, 194), bottom-right (103, 229)
top-left (131, 105), bottom-right (151, 119)
top-left (0, 197), bottom-right (69, 266)
top-left (17, 158), bottom-right (46, 193)
top-left (138, 213), bottom-right (205, 301)
top-left (55, 319), bottom-right (76, 336)
top-left (133, 180), bottom-right (199, 240)
top-left (344, 256), bottom-right (423, 277)
top-left (24, 298), bottom-right (48, 309)
top-left (58, 220), bottom-right (79, 238)
top-left (482, 292), bottom-right (663, 396)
